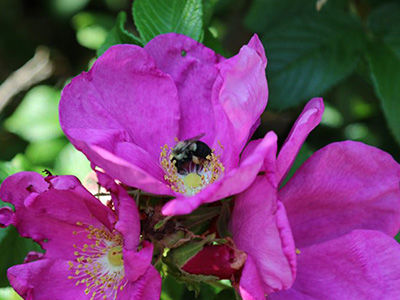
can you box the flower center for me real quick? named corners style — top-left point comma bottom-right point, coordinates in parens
top-left (67, 222), bottom-right (127, 300)
top-left (160, 140), bottom-right (224, 196)
top-left (183, 173), bottom-right (202, 189)
top-left (107, 246), bottom-right (123, 267)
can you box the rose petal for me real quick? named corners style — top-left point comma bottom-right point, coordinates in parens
top-left (118, 265), bottom-right (161, 300)
top-left (269, 230), bottom-right (400, 299)
top-left (145, 33), bottom-right (223, 143)
top-left (8, 259), bottom-right (84, 300)
top-left (232, 177), bottom-right (296, 295)
top-left (123, 241), bottom-right (153, 282)
top-left (239, 255), bottom-right (268, 300)
top-left (212, 34), bottom-right (268, 170)
top-left (0, 206), bottom-right (14, 227)
top-left (277, 97), bottom-right (324, 184)
top-left (60, 44), bottom-right (181, 193)
top-left (112, 183), bottom-right (141, 250)
top-left (280, 141), bottom-right (400, 247)
top-left (82, 143), bottom-right (172, 195)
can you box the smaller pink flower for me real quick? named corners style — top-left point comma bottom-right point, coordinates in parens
top-left (0, 172), bottom-right (160, 300)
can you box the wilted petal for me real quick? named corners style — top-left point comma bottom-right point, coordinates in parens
top-left (280, 141), bottom-right (400, 247)
top-left (269, 230), bottom-right (400, 299)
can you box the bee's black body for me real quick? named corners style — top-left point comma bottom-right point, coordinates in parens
top-left (170, 137), bottom-right (212, 174)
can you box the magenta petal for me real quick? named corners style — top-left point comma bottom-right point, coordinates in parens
top-left (60, 44), bottom-right (180, 158)
top-left (277, 98), bottom-right (324, 183)
top-left (239, 255), bottom-right (268, 300)
top-left (119, 265), bottom-right (161, 300)
top-left (8, 259), bottom-right (84, 300)
top-left (211, 34), bottom-right (268, 169)
top-left (83, 143), bottom-right (172, 195)
top-left (270, 230), bottom-right (400, 300)
top-left (145, 33), bottom-right (223, 143)
top-left (0, 206), bottom-right (14, 227)
top-left (231, 177), bottom-right (296, 295)
top-left (280, 141), bottom-right (400, 247)
top-left (60, 44), bottom-right (181, 193)
top-left (0, 172), bottom-right (115, 260)
top-left (161, 132), bottom-right (277, 216)
top-left (124, 241), bottom-right (153, 282)
top-left (112, 183), bottom-right (141, 250)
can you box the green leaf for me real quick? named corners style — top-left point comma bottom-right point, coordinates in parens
top-left (133, 0), bottom-right (203, 44)
top-left (263, 10), bottom-right (366, 110)
top-left (367, 42), bottom-right (400, 145)
top-left (4, 86), bottom-right (62, 142)
top-left (245, 0), bottom-right (349, 34)
top-left (97, 11), bottom-right (143, 57)
top-left (245, 0), bottom-right (313, 34)
top-left (161, 275), bottom-right (185, 300)
top-left (368, 3), bottom-right (400, 59)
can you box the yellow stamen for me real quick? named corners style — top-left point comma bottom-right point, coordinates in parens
top-left (67, 222), bottom-right (126, 300)
top-left (160, 141), bottom-right (225, 195)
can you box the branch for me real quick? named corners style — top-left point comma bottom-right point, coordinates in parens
top-left (0, 46), bottom-right (54, 113)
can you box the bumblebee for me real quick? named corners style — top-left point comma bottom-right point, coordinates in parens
top-left (170, 135), bottom-right (212, 174)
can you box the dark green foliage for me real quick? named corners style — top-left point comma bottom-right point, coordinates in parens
top-left (367, 3), bottom-right (400, 144)
top-left (133, 0), bottom-right (204, 44)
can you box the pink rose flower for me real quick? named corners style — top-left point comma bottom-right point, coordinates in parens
top-left (0, 172), bottom-right (161, 300)
top-left (231, 98), bottom-right (400, 299)
top-left (59, 33), bottom-right (270, 216)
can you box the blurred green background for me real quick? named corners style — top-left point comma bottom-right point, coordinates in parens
top-left (0, 0), bottom-right (399, 299)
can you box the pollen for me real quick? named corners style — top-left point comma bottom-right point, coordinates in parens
top-left (67, 222), bottom-right (126, 300)
top-left (160, 142), bottom-right (224, 195)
